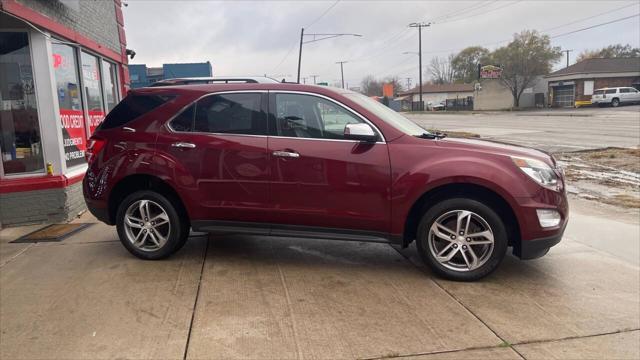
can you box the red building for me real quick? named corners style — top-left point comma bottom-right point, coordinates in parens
top-left (0, 0), bottom-right (129, 226)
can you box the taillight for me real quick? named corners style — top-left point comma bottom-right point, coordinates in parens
top-left (86, 137), bottom-right (106, 163)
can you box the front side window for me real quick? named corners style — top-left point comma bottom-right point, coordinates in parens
top-left (274, 93), bottom-right (365, 139)
top-left (81, 52), bottom-right (105, 134)
top-left (193, 93), bottom-right (266, 135)
top-left (0, 32), bottom-right (44, 175)
top-left (52, 43), bottom-right (86, 168)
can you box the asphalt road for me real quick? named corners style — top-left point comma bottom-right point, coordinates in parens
top-left (405, 105), bottom-right (640, 153)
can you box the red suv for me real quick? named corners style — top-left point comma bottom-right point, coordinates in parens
top-left (83, 83), bottom-right (568, 281)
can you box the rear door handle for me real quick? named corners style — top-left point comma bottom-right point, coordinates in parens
top-left (272, 150), bottom-right (300, 158)
top-left (172, 142), bottom-right (196, 149)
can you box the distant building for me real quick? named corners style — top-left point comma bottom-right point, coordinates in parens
top-left (398, 83), bottom-right (474, 111)
top-left (129, 62), bottom-right (213, 88)
top-left (474, 76), bottom-right (548, 110)
top-left (545, 57), bottom-right (640, 107)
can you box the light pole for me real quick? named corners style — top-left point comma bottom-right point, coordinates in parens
top-left (409, 22), bottom-right (430, 110)
top-left (336, 61), bottom-right (347, 89)
top-left (296, 28), bottom-right (362, 83)
top-left (310, 75), bottom-right (319, 84)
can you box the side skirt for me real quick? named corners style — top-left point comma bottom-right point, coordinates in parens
top-left (191, 220), bottom-right (400, 244)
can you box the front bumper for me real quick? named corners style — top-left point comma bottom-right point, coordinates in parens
top-left (515, 222), bottom-right (566, 260)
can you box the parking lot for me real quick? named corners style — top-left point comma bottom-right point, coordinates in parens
top-left (1, 107), bottom-right (639, 359)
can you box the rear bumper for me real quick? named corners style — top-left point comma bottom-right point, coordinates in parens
top-left (591, 98), bottom-right (610, 104)
top-left (86, 198), bottom-right (112, 225)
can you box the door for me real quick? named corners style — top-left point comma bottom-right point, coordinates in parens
top-left (553, 85), bottom-right (574, 107)
top-left (154, 92), bottom-right (271, 223)
top-left (267, 92), bottom-right (391, 235)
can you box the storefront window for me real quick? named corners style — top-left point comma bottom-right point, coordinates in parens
top-left (0, 32), bottom-right (44, 175)
top-left (52, 43), bottom-right (86, 168)
top-left (81, 52), bottom-right (105, 134)
top-left (102, 60), bottom-right (118, 113)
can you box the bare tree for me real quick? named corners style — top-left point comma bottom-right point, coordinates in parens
top-left (360, 75), bottom-right (383, 96)
top-left (428, 54), bottom-right (455, 84)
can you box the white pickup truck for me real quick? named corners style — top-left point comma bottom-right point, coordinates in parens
top-left (591, 87), bottom-right (640, 107)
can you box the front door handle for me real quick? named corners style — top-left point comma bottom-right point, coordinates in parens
top-left (172, 142), bottom-right (196, 149)
top-left (272, 150), bottom-right (300, 158)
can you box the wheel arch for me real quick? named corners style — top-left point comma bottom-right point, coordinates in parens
top-left (402, 182), bottom-right (521, 249)
top-left (107, 174), bottom-right (190, 226)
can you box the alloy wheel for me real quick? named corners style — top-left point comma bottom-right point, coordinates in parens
top-left (123, 200), bottom-right (171, 251)
top-left (428, 210), bottom-right (495, 272)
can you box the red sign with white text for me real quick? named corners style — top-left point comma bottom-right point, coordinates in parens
top-left (88, 110), bottom-right (105, 134)
top-left (59, 109), bottom-right (87, 167)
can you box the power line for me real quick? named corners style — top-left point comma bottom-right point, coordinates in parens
top-left (550, 13), bottom-right (640, 38)
top-left (271, 42), bottom-right (297, 73)
top-left (542, 1), bottom-right (638, 32)
top-left (435, 0), bottom-right (522, 25)
top-left (428, 1), bottom-right (493, 23)
top-left (305, 0), bottom-right (340, 29)
top-left (271, 0), bottom-right (341, 74)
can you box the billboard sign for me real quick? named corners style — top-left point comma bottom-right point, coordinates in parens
top-left (480, 65), bottom-right (502, 79)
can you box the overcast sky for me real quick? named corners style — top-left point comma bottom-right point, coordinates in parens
top-left (123, 0), bottom-right (640, 88)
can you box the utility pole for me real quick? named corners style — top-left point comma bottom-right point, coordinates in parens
top-left (562, 49), bottom-right (573, 68)
top-left (409, 22), bottom-right (430, 110)
top-left (302, 77), bottom-right (307, 84)
top-left (296, 29), bottom-right (362, 83)
top-left (405, 77), bottom-right (412, 91)
top-left (310, 75), bottom-right (319, 84)
top-left (297, 28), bottom-right (304, 83)
top-left (336, 61), bottom-right (347, 89)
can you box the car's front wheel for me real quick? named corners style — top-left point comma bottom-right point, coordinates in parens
top-left (116, 190), bottom-right (189, 260)
top-left (416, 198), bottom-right (508, 281)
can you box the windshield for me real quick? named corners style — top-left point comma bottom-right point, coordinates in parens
top-left (344, 92), bottom-right (427, 136)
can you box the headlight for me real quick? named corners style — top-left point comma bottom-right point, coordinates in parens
top-left (511, 157), bottom-right (558, 189)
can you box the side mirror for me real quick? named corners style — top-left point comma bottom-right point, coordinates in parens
top-left (344, 123), bottom-right (378, 142)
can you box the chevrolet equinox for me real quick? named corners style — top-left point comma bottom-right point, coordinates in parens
top-left (83, 83), bottom-right (568, 281)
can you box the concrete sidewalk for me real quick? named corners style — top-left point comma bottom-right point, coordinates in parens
top-left (1, 204), bottom-right (638, 359)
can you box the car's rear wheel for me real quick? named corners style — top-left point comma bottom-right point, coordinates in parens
top-left (416, 198), bottom-right (508, 281)
top-left (116, 190), bottom-right (189, 260)
top-left (611, 98), bottom-right (620, 107)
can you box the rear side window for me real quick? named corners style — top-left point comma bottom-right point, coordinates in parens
top-left (100, 94), bottom-right (173, 129)
top-left (605, 89), bottom-right (617, 94)
top-left (619, 88), bottom-right (630, 93)
top-left (593, 90), bottom-right (604, 95)
top-left (194, 93), bottom-right (266, 135)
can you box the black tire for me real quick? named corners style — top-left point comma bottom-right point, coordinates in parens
top-left (116, 190), bottom-right (189, 260)
top-left (416, 198), bottom-right (508, 281)
top-left (611, 98), bottom-right (620, 107)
